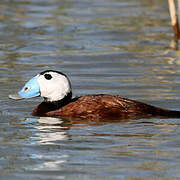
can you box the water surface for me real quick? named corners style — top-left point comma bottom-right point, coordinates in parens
top-left (1, 0), bottom-right (180, 179)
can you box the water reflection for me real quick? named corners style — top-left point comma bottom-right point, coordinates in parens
top-left (26, 117), bottom-right (69, 144)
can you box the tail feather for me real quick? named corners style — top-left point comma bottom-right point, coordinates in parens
top-left (153, 107), bottom-right (180, 118)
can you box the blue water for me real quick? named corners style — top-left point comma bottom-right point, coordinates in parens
top-left (1, 0), bottom-right (180, 179)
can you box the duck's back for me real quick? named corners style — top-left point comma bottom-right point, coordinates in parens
top-left (43, 94), bottom-right (177, 120)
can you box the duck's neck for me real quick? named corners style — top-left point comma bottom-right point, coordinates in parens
top-left (44, 91), bottom-right (73, 109)
top-left (33, 92), bottom-right (72, 116)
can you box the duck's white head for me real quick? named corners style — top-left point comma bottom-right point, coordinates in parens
top-left (9, 70), bottom-right (72, 102)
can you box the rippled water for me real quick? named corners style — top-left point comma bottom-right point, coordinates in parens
top-left (1, 0), bottom-right (180, 179)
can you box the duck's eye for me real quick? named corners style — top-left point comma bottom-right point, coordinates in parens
top-left (24, 87), bottom-right (30, 92)
top-left (44, 74), bottom-right (52, 80)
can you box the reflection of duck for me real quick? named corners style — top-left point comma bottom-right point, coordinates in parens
top-left (27, 117), bottom-right (68, 144)
top-left (9, 70), bottom-right (180, 120)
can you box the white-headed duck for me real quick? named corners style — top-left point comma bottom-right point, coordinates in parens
top-left (9, 70), bottom-right (180, 120)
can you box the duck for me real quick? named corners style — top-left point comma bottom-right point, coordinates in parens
top-left (9, 70), bottom-right (180, 120)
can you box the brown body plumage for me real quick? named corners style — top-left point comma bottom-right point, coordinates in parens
top-left (33, 94), bottom-right (180, 120)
